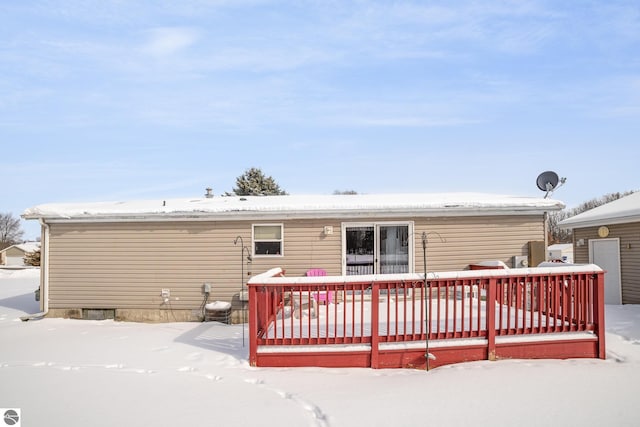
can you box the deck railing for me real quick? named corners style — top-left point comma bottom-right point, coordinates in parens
top-left (248, 266), bottom-right (605, 368)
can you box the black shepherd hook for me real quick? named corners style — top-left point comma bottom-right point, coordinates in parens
top-left (422, 231), bottom-right (445, 371)
top-left (234, 236), bottom-right (252, 347)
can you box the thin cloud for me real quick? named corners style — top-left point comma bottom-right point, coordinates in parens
top-left (1, 1), bottom-right (637, 137)
top-left (142, 27), bottom-right (201, 57)
top-left (349, 116), bottom-right (484, 128)
top-left (320, 1), bottom-right (561, 59)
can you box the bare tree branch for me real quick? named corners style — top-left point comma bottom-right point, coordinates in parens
top-left (0, 212), bottom-right (24, 250)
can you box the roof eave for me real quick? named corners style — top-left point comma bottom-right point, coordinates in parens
top-left (24, 206), bottom-right (556, 224)
top-left (559, 214), bottom-right (640, 230)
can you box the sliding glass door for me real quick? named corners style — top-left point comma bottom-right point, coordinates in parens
top-left (379, 224), bottom-right (410, 274)
top-left (345, 226), bottom-right (375, 275)
top-left (343, 222), bottom-right (412, 275)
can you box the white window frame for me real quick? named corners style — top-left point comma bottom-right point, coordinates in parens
top-left (252, 223), bottom-right (284, 257)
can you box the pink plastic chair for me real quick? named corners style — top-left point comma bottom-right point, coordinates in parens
top-left (306, 268), bottom-right (327, 277)
top-left (306, 269), bottom-right (333, 304)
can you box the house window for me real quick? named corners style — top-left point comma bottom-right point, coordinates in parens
top-left (253, 224), bottom-right (283, 256)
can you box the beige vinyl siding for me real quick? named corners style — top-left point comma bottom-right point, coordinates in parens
top-left (46, 214), bottom-right (543, 315)
top-left (275, 215), bottom-right (542, 276)
top-left (413, 215), bottom-right (542, 271)
top-left (573, 222), bottom-right (640, 304)
top-left (49, 221), bottom-right (245, 310)
top-left (5, 247), bottom-right (26, 257)
top-left (47, 220), bottom-right (343, 311)
top-left (572, 228), bottom-right (591, 265)
top-left (279, 219), bottom-right (342, 276)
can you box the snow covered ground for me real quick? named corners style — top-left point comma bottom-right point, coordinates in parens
top-left (1, 269), bottom-right (640, 427)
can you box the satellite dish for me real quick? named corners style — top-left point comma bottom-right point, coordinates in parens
top-left (536, 171), bottom-right (566, 198)
top-left (536, 171), bottom-right (559, 192)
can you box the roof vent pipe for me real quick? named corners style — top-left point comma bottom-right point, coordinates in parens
top-left (205, 188), bottom-right (214, 198)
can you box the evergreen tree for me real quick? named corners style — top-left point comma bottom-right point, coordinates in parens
top-left (230, 168), bottom-right (288, 196)
top-left (24, 249), bottom-right (41, 267)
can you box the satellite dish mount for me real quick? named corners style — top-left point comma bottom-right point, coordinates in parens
top-left (536, 171), bottom-right (566, 198)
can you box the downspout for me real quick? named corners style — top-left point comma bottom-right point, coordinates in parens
top-left (543, 211), bottom-right (549, 262)
top-left (21, 218), bottom-right (49, 321)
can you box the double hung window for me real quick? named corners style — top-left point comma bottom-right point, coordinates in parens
top-left (253, 224), bottom-right (283, 256)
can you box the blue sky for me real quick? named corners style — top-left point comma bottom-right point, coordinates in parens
top-left (1, 1), bottom-right (639, 239)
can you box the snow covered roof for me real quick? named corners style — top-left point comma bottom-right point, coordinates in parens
top-left (548, 243), bottom-right (573, 251)
top-left (22, 193), bottom-right (564, 223)
top-left (0, 242), bottom-right (40, 254)
top-left (559, 192), bottom-right (640, 229)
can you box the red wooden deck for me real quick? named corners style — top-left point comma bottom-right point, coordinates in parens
top-left (247, 266), bottom-right (606, 369)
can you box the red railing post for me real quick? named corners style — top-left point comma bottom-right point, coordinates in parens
top-left (371, 281), bottom-right (380, 368)
top-left (248, 283), bottom-right (259, 367)
top-left (487, 278), bottom-right (497, 361)
top-left (594, 271), bottom-right (606, 359)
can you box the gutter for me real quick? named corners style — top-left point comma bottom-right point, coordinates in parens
top-left (25, 205), bottom-right (563, 225)
top-left (21, 219), bottom-right (49, 321)
top-left (559, 214), bottom-right (640, 230)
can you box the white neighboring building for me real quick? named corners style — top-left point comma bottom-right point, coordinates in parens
top-left (0, 242), bottom-right (40, 266)
top-left (548, 243), bottom-right (574, 263)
